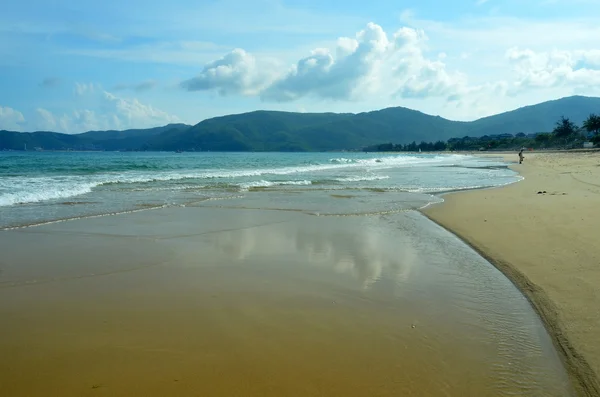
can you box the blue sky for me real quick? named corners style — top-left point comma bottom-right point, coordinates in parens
top-left (1, 0), bottom-right (600, 133)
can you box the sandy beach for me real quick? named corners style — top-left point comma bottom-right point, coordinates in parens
top-left (0, 200), bottom-right (574, 396)
top-left (424, 151), bottom-right (600, 396)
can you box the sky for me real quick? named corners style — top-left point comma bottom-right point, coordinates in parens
top-left (1, 0), bottom-right (600, 133)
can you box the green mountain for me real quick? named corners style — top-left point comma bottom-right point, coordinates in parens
top-left (80, 124), bottom-right (190, 151)
top-left (465, 96), bottom-right (600, 137)
top-left (1, 96), bottom-right (599, 152)
top-left (0, 124), bottom-right (190, 151)
top-left (79, 123), bottom-right (190, 141)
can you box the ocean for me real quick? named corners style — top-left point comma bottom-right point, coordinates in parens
top-left (0, 151), bottom-right (520, 229)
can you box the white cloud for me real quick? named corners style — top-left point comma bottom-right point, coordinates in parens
top-left (262, 23), bottom-right (392, 101)
top-left (506, 47), bottom-right (600, 93)
top-left (388, 27), bottom-right (467, 100)
top-left (5, 2), bottom-right (600, 125)
top-left (578, 49), bottom-right (600, 68)
top-left (174, 19), bottom-right (600, 120)
top-left (15, 89), bottom-right (180, 133)
top-left (74, 82), bottom-right (99, 96)
top-left (0, 106), bottom-right (25, 131)
top-left (180, 48), bottom-right (275, 96)
top-left (34, 108), bottom-right (57, 130)
top-left (179, 23), bottom-right (467, 103)
top-left (101, 91), bottom-right (180, 129)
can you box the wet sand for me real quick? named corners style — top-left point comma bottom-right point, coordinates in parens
top-left (0, 203), bottom-right (574, 396)
top-left (424, 151), bottom-right (600, 396)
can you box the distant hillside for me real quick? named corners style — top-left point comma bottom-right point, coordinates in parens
top-left (0, 123), bottom-right (190, 151)
top-left (79, 123), bottom-right (190, 141)
top-left (465, 96), bottom-right (600, 136)
top-left (80, 124), bottom-right (190, 151)
top-left (150, 107), bottom-right (466, 151)
top-left (1, 96), bottom-right (599, 152)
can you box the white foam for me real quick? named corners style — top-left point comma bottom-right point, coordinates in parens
top-left (329, 154), bottom-right (469, 168)
top-left (406, 176), bottom-right (524, 194)
top-left (237, 180), bottom-right (312, 191)
top-left (334, 175), bottom-right (390, 182)
top-left (352, 154), bottom-right (468, 168)
top-left (329, 158), bottom-right (356, 164)
top-left (128, 185), bottom-right (205, 192)
top-left (0, 180), bottom-right (97, 206)
top-left (0, 154), bottom-right (476, 206)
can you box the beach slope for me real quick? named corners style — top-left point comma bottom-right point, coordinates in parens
top-left (424, 151), bottom-right (600, 396)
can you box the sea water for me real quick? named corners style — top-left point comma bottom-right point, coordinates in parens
top-left (0, 151), bottom-right (519, 229)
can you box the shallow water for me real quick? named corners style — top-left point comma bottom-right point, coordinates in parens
top-left (0, 204), bottom-right (575, 396)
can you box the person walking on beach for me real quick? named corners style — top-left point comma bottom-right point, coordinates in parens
top-left (518, 149), bottom-right (524, 164)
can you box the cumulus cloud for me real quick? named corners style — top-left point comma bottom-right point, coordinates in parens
top-left (52, 109), bottom-right (101, 133)
top-left (0, 106), bottom-right (26, 130)
top-left (101, 91), bottom-right (180, 129)
top-left (113, 80), bottom-right (158, 92)
top-left (180, 48), bottom-right (273, 96)
top-left (388, 27), bottom-right (467, 100)
top-left (261, 23), bottom-right (467, 102)
top-left (579, 50), bottom-right (600, 68)
top-left (506, 47), bottom-right (600, 93)
top-left (177, 21), bottom-right (600, 113)
top-left (262, 23), bottom-right (391, 101)
top-left (181, 23), bottom-right (469, 103)
top-left (7, 89), bottom-right (180, 134)
top-left (34, 108), bottom-right (57, 130)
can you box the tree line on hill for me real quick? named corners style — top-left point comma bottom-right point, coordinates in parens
top-left (363, 114), bottom-right (600, 152)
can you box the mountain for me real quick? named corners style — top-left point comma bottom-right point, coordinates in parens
top-left (0, 123), bottom-right (190, 151)
top-left (147, 107), bottom-right (468, 151)
top-left (79, 123), bottom-right (190, 141)
top-left (79, 124), bottom-right (190, 151)
top-left (464, 96), bottom-right (600, 137)
top-left (1, 96), bottom-right (599, 152)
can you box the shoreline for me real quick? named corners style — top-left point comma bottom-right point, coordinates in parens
top-left (422, 152), bottom-right (600, 397)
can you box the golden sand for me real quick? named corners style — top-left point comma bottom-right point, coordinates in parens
top-left (0, 196), bottom-right (574, 396)
top-left (424, 151), bottom-right (600, 396)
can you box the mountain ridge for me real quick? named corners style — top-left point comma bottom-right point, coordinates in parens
top-left (2, 96), bottom-right (599, 151)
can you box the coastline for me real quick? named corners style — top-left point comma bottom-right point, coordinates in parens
top-left (422, 151), bottom-right (600, 397)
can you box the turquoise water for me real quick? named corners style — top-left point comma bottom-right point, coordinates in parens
top-left (0, 151), bottom-right (520, 229)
